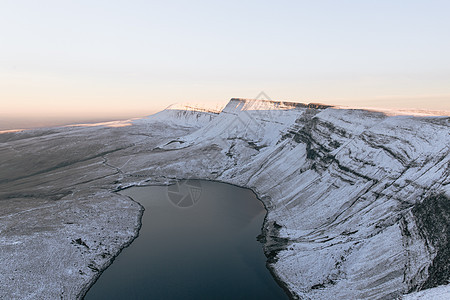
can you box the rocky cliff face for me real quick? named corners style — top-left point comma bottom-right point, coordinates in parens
top-left (0, 98), bottom-right (448, 299)
top-left (154, 98), bottom-right (450, 299)
top-left (408, 193), bottom-right (450, 290)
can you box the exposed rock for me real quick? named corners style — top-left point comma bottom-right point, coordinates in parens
top-left (411, 193), bottom-right (450, 290)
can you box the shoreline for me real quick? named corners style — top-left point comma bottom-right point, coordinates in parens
top-left (77, 191), bottom-right (145, 299)
top-left (77, 179), bottom-right (297, 300)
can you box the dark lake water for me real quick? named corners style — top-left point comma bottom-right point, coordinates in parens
top-left (85, 180), bottom-right (288, 299)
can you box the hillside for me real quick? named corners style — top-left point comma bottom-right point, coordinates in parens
top-left (0, 98), bottom-right (448, 299)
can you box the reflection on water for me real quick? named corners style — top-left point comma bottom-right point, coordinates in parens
top-left (86, 180), bottom-right (288, 299)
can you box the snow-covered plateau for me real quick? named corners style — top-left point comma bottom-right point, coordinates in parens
top-left (0, 98), bottom-right (449, 299)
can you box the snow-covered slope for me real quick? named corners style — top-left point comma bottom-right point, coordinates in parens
top-left (403, 283), bottom-right (450, 299)
top-left (172, 98), bottom-right (331, 146)
top-left (151, 98), bottom-right (450, 299)
top-left (0, 98), bottom-right (448, 299)
top-left (135, 103), bottom-right (222, 128)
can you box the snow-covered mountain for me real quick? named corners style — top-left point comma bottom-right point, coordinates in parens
top-left (151, 98), bottom-right (450, 299)
top-left (136, 103), bottom-right (222, 128)
top-left (0, 98), bottom-right (448, 299)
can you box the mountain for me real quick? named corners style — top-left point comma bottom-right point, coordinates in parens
top-left (0, 98), bottom-right (448, 299)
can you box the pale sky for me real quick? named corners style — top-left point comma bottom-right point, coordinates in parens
top-left (1, 0), bottom-right (449, 129)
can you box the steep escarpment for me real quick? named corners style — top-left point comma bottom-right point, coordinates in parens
top-left (0, 98), bottom-right (448, 299)
top-left (153, 99), bottom-right (449, 299)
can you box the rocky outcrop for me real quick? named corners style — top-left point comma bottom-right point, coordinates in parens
top-left (410, 193), bottom-right (450, 290)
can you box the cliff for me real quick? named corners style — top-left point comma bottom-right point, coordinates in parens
top-left (0, 98), bottom-right (448, 299)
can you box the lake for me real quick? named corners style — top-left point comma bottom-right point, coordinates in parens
top-left (85, 180), bottom-right (288, 299)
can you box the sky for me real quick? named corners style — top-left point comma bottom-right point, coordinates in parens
top-left (1, 0), bottom-right (449, 129)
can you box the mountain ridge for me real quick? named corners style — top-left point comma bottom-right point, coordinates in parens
top-left (148, 99), bottom-right (449, 298)
top-left (0, 98), bottom-right (448, 299)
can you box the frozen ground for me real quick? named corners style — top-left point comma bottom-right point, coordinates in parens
top-left (403, 283), bottom-right (450, 299)
top-left (0, 98), bottom-right (449, 299)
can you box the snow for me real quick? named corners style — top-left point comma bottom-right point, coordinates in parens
top-left (0, 98), bottom-right (449, 299)
top-left (403, 284), bottom-right (450, 299)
